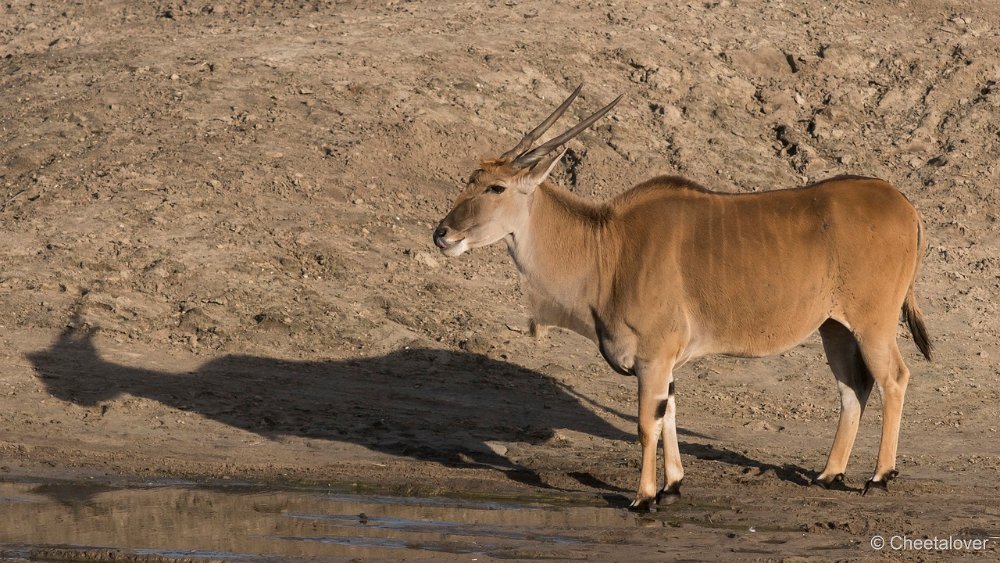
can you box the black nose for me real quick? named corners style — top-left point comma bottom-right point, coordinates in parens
top-left (433, 226), bottom-right (449, 248)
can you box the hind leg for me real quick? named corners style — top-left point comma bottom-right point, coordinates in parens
top-left (816, 320), bottom-right (875, 487)
top-left (856, 330), bottom-right (911, 494)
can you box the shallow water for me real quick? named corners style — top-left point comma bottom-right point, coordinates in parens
top-left (0, 478), bottom-right (644, 561)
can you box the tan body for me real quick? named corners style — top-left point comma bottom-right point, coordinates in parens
top-left (435, 88), bottom-right (931, 510)
top-left (522, 176), bottom-right (922, 368)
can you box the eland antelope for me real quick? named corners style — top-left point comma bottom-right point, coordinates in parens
top-left (433, 85), bottom-right (932, 511)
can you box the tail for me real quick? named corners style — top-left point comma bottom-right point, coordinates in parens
top-left (904, 292), bottom-right (932, 361)
top-left (903, 218), bottom-right (932, 361)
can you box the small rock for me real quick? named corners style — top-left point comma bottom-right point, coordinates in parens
top-left (459, 336), bottom-right (492, 355)
top-left (659, 104), bottom-right (683, 125)
top-left (170, 73), bottom-right (180, 81)
top-left (294, 232), bottom-right (316, 246)
top-left (413, 251), bottom-right (439, 269)
top-left (744, 420), bottom-right (776, 432)
top-left (485, 441), bottom-right (508, 456)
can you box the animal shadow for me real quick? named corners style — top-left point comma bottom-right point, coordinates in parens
top-left (27, 326), bottom-right (632, 488)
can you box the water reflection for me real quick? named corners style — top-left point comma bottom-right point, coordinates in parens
top-left (0, 479), bottom-right (637, 560)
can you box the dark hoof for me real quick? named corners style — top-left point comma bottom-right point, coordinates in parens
top-left (862, 479), bottom-right (887, 496)
top-left (656, 481), bottom-right (682, 505)
top-left (628, 497), bottom-right (654, 513)
top-left (812, 473), bottom-right (846, 490)
top-left (862, 470), bottom-right (899, 496)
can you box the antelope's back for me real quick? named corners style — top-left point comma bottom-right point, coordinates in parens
top-left (609, 176), bottom-right (922, 355)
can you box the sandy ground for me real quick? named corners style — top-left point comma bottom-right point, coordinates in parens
top-left (1, 0), bottom-right (999, 559)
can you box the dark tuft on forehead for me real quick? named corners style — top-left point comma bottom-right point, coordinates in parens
top-left (478, 159), bottom-right (507, 171)
top-left (469, 159), bottom-right (509, 184)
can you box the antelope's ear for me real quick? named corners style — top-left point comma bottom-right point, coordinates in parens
top-left (511, 148), bottom-right (567, 194)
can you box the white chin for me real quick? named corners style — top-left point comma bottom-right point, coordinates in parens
top-left (442, 240), bottom-right (469, 257)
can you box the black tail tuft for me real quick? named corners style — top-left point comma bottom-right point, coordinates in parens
top-left (904, 299), bottom-right (933, 361)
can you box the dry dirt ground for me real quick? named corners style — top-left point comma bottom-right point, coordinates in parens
top-left (1, 0), bottom-right (999, 559)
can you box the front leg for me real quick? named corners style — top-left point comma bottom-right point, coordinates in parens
top-left (658, 380), bottom-right (683, 503)
top-left (629, 357), bottom-right (678, 512)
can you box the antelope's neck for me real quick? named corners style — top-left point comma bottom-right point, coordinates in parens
top-left (505, 183), bottom-right (615, 341)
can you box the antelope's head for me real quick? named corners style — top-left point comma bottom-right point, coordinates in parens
top-left (433, 85), bottom-right (621, 256)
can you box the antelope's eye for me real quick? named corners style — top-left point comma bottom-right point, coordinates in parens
top-left (486, 184), bottom-right (506, 194)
